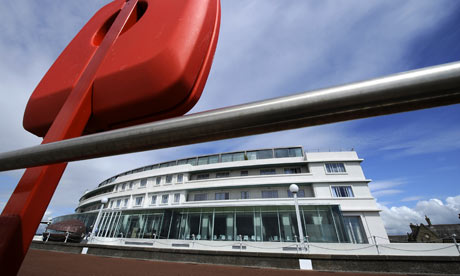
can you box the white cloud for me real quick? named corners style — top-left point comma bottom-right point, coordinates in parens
top-left (401, 196), bottom-right (424, 202)
top-left (379, 196), bottom-right (460, 234)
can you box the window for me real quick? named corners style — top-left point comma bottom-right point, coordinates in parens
top-left (161, 194), bottom-right (169, 204)
top-left (260, 168), bottom-right (276, 175)
top-left (344, 216), bottom-right (368, 244)
top-left (116, 199), bottom-right (121, 208)
top-left (287, 189), bottom-right (305, 198)
top-left (140, 178), bottom-right (147, 187)
top-left (194, 193), bottom-right (207, 201)
top-left (221, 152), bottom-right (245, 162)
top-left (325, 163), bottom-right (346, 173)
top-left (128, 182), bottom-right (133, 189)
top-left (274, 147), bottom-right (302, 158)
top-left (123, 198), bottom-right (129, 207)
top-left (109, 201), bottom-right (113, 208)
top-left (241, 191), bottom-right (249, 199)
top-left (197, 155), bottom-right (219, 165)
top-left (262, 190), bottom-right (278, 198)
top-left (166, 175), bottom-right (173, 184)
top-left (156, 177), bottom-right (161, 185)
top-left (177, 159), bottom-right (187, 165)
top-left (186, 158), bottom-right (197, 166)
top-left (177, 174), bottom-right (183, 183)
top-left (134, 196), bottom-right (144, 206)
top-left (174, 193), bottom-right (180, 203)
top-left (150, 195), bottom-right (157, 205)
top-left (121, 183), bottom-right (126, 191)
top-left (284, 167), bottom-right (301, 174)
top-left (216, 172), bottom-right (229, 178)
top-left (332, 186), bottom-right (354, 197)
top-left (247, 149), bottom-right (273, 160)
top-left (215, 192), bottom-right (229, 200)
top-left (196, 174), bottom-right (209, 180)
top-left (240, 170), bottom-right (248, 176)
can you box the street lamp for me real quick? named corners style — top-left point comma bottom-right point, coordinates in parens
top-left (289, 184), bottom-right (305, 251)
top-left (90, 197), bottom-right (108, 242)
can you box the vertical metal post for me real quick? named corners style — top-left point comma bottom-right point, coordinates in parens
top-left (290, 184), bottom-right (305, 252)
top-left (373, 235), bottom-right (380, 255)
top-left (90, 199), bottom-right (107, 241)
top-left (452, 234), bottom-right (460, 255)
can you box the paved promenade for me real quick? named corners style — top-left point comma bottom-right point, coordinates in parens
top-left (19, 249), bottom-right (409, 276)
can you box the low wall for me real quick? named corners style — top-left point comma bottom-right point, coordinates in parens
top-left (31, 241), bottom-right (460, 275)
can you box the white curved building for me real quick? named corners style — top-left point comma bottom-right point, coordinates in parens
top-left (55, 146), bottom-right (389, 249)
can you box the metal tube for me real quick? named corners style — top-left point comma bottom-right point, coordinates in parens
top-left (293, 193), bottom-right (305, 251)
top-left (2, 61), bottom-right (460, 171)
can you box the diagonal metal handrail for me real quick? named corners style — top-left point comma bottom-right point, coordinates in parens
top-left (1, 61), bottom-right (460, 172)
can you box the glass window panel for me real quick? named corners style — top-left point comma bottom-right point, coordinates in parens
top-left (216, 172), bottom-right (229, 178)
top-left (187, 158), bottom-right (197, 166)
top-left (159, 163), bottom-right (169, 168)
top-left (194, 194), bottom-right (207, 201)
top-left (287, 189), bottom-right (305, 198)
top-left (332, 186), bottom-right (354, 197)
top-left (156, 177), bottom-right (161, 185)
top-left (240, 170), bottom-right (248, 176)
top-left (260, 168), bottom-right (276, 175)
top-left (344, 216), bottom-right (368, 244)
top-left (166, 175), bottom-right (173, 184)
top-left (135, 196), bottom-right (143, 206)
top-left (208, 155), bottom-right (219, 164)
top-left (221, 153), bottom-right (232, 163)
top-left (246, 151), bottom-right (257, 160)
top-left (262, 212), bottom-right (280, 242)
top-left (123, 198), bottom-right (129, 207)
top-left (325, 163), bottom-right (346, 173)
top-left (213, 213), bottom-right (234, 241)
top-left (140, 179), bottom-right (147, 187)
top-left (177, 159), bottom-right (187, 165)
top-left (232, 152), bottom-right (245, 161)
top-left (279, 211), bottom-right (299, 242)
top-left (197, 156), bottom-right (209, 165)
top-left (256, 149), bottom-right (273, 159)
top-left (196, 174), bottom-right (209, 180)
top-left (236, 212), bottom-right (254, 241)
top-left (177, 174), bottom-right (183, 183)
top-left (174, 193), bottom-right (180, 203)
top-left (275, 148), bottom-right (289, 158)
top-left (261, 190), bottom-right (278, 198)
top-left (284, 167), bottom-right (301, 174)
top-left (150, 195), bottom-right (157, 205)
top-left (215, 192), bottom-right (229, 200)
top-left (289, 148), bottom-right (302, 157)
top-left (241, 191), bottom-right (249, 199)
top-left (161, 194), bottom-right (169, 204)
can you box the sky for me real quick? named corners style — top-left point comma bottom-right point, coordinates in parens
top-left (1, 0), bottom-right (460, 235)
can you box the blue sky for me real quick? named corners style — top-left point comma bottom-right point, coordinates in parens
top-left (0, 0), bottom-right (460, 235)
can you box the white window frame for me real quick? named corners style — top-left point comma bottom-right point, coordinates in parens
top-left (331, 185), bottom-right (354, 197)
top-left (176, 173), bottom-right (183, 183)
top-left (324, 163), bottom-right (347, 174)
top-left (134, 195), bottom-right (144, 206)
top-left (150, 195), bottom-right (157, 205)
top-left (161, 194), bottom-right (169, 205)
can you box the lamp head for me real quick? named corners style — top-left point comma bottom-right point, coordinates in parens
top-left (289, 184), bottom-right (299, 193)
top-left (101, 197), bottom-right (108, 204)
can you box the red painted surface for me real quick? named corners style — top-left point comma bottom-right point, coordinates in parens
top-left (23, 0), bottom-right (221, 137)
top-left (1, 1), bottom-right (138, 274)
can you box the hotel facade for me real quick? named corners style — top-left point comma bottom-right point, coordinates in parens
top-left (54, 147), bottom-right (389, 250)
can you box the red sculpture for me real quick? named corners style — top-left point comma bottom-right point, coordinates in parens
top-left (0, 0), bottom-right (220, 274)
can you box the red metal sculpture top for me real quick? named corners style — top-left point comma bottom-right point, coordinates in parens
top-left (23, 0), bottom-right (221, 136)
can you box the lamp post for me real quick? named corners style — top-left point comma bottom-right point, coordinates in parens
top-left (289, 184), bottom-right (305, 252)
top-left (90, 197), bottom-right (108, 242)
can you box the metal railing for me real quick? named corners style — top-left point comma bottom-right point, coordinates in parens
top-left (1, 61), bottom-right (460, 171)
